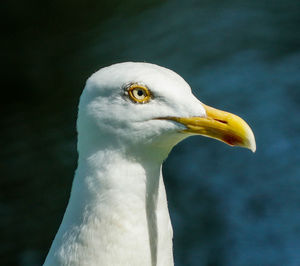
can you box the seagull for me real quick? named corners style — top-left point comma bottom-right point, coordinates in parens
top-left (43, 62), bottom-right (255, 266)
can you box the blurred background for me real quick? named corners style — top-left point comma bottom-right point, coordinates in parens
top-left (1, 0), bottom-right (300, 265)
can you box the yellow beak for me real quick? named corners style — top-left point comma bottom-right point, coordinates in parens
top-left (161, 103), bottom-right (256, 152)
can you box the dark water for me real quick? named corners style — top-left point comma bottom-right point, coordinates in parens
top-left (2, 0), bottom-right (300, 265)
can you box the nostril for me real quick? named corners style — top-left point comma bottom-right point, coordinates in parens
top-left (214, 119), bottom-right (228, 124)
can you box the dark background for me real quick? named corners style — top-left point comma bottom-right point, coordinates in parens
top-left (1, 0), bottom-right (300, 265)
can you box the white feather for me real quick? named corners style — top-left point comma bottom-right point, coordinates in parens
top-left (43, 62), bottom-right (206, 266)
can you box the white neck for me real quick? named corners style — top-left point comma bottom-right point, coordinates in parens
top-left (44, 148), bottom-right (174, 266)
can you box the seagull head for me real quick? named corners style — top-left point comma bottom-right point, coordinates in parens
top-left (77, 62), bottom-right (255, 160)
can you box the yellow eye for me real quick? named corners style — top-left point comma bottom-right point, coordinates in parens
top-left (127, 84), bottom-right (151, 103)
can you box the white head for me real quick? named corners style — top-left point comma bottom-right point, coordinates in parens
top-left (77, 62), bottom-right (255, 161)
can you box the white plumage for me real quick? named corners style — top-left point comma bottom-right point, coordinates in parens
top-left (44, 62), bottom-right (255, 266)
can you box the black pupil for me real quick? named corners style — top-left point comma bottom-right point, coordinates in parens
top-left (137, 90), bottom-right (144, 96)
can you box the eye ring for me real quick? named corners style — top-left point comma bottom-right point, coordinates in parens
top-left (127, 84), bottom-right (151, 103)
